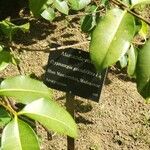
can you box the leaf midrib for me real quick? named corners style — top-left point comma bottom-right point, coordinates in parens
top-left (101, 9), bottom-right (127, 68)
top-left (15, 117), bottom-right (23, 150)
top-left (19, 112), bottom-right (76, 136)
top-left (0, 89), bottom-right (49, 96)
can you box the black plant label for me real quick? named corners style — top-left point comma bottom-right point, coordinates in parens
top-left (44, 48), bottom-right (107, 102)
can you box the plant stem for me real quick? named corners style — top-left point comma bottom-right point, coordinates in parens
top-left (0, 98), bottom-right (17, 116)
top-left (111, 0), bottom-right (150, 26)
top-left (11, 39), bottom-right (145, 53)
top-left (66, 6), bottom-right (105, 17)
top-left (11, 41), bottom-right (90, 53)
top-left (9, 46), bottom-right (23, 75)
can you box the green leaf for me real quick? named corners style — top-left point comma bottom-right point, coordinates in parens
top-left (41, 7), bottom-right (55, 21)
top-left (54, 0), bottom-right (69, 15)
top-left (131, 0), bottom-right (150, 8)
top-left (1, 117), bottom-right (40, 150)
top-left (127, 45), bottom-right (137, 77)
top-left (17, 23), bottom-right (30, 33)
top-left (0, 20), bottom-right (30, 41)
top-left (119, 55), bottom-right (128, 68)
top-left (0, 50), bottom-right (13, 71)
top-left (101, 0), bottom-right (109, 6)
top-left (136, 39), bottom-right (150, 100)
top-left (19, 98), bottom-right (78, 138)
top-left (121, 0), bottom-right (131, 5)
top-left (0, 75), bottom-right (52, 104)
top-left (47, 0), bottom-right (53, 5)
top-left (68, 0), bottom-right (91, 10)
top-left (29, 0), bottom-right (48, 16)
top-left (0, 106), bottom-right (11, 127)
top-left (0, 45), bottom-right (3, 52)
top-left (81, 5), bottom-right (97, 32)
top-left (139, 21), bottom-right (149, 41)
top-left (90, 8), bottom-right (135, 71)
top-left (11, 56), bottom-right (20, 66)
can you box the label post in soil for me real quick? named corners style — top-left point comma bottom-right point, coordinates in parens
top-left (66, 92), bottom-right (75, 150)
top-left (44, 48), bottom-right (107, 150)
top-left (44, 48), bottom-right (107, 102)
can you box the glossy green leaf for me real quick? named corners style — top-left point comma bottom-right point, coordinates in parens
top-left (127, 45), bottom-right (137, 77)
top-left (90, 8), bottom-right (135, 71)
top-left (41, 7), bottom-right (55, 21)
top-left (136, 39), bottom-right (150, 100)
top-left (19, 98), bottom-right (78, 138)
top-left (81, 5), bottom-right (97, 32)
top-left (1, 117), bottom-right (40, 150)
top-left (0, 50), bottom-right (12, 71)
top-left (131, 0), bottom-right (150, 8)
top-left (68, 0), bottom-right (91, 10)
top-left (54, 0), bottom-right (69, 15)
top-left (0, 106), bottom-right (11, 127)
top-left (0, 76), bottom-right (52, 104)
top-left (68, 0), bottom-right (78, 9)
top-left (119, 55), bottom-right (128, 68)
top-left (139, 21), bottom-right (149, 41)
top-left (29, 0), bottom-right (48, 16)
